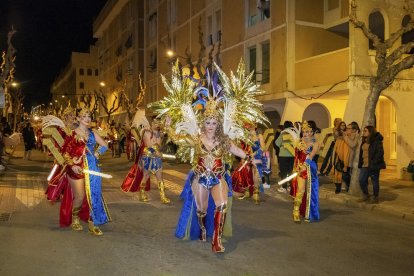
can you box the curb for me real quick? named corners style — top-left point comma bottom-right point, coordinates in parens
top-left (319, 188), bottom-right (414, 222)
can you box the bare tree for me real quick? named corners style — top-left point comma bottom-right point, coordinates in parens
top-left (122, 74), bottom-right (146, 122)
top-left (79, 94), bottom-right (94, 109)
top-left (95, 85), bottom-right (124, 124)
top-left (348, 0), bottom-right (414, 193)
top-left (9, 88), bottom-right (24, 132)
top-left (1, 27), bottom-right (17, 118)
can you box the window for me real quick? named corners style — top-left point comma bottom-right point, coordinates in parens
top-left (79, 82), bottom-right (84, 89)
top-left (125, 34), bottom-right (133, 49)
top-left (368, 11), bottom-right (385, 50)
top-left (116, 66), bottom-right (123, 81)
top-left (247, 0), bottom-right (270, 27)
top-left (148, 12), bottom-right (157, 40)
top-left (87, 69), bottom-right (92, 76)
top-left (128, 58), bottom-right (134, 75)
top-left (402, 15), bottom-right (414, 54)
top-left (116, 45), bottom-right (122, 56)
top-left (207, 15), bottom-right (213, 45)
top-left (261, 42), bottom-right (270, 84)
top-left (79, 68), bottom-right (84, 75)
top-left (167, 0), bottom-right (177, 25)
top-left (216, 10), bottom-right (222, 42)
top-left (258, 0), bottom-right (270, 20)
top-left (148, 48), bottom-right (157, 72)
top-left (95, 69), bottom-right (99, 76)
top-left (249, 47), bottom-right (257, 82)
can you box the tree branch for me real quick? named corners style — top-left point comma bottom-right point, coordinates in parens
top-left (385, 41), bottom-right (414, 67)
top-left (349, 0), bottom-right (382, 48)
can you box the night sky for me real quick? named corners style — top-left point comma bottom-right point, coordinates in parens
top-left (0, 0), bottom-right (107, 110)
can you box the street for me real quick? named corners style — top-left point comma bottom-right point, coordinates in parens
top-left (1, 150), bottom-right (413, 276)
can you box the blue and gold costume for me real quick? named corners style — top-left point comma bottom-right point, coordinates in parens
top-left (141, 144), bottom-right (163, 174)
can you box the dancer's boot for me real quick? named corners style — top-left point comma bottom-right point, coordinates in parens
top-left (212, 204), bottom-right (227, 253)
top-left (139, 181), bottom-right (149, 202)
top-left (88, 219), bottom-right (103, 236)
top-left (197, 211), bottom-right (207, 242)
top-left (71, 206), bottom-right (83, 231)
top-left (158, 181), bottom-right (170, 204)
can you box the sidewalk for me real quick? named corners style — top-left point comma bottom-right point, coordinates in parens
top-left (269, 168), bottom-right (414, 222)
top-left (2, 145), bottom-right (414, 222)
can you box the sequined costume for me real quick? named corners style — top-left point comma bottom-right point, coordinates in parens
top-left (150, 60), bottom-right (269, 253)
top-left (121, 127), bottom-right (170, 204)
top-left (175, 137), bottom-right (234, 241)
top-left (232, 141), bottom-right (254, 195)
top-left (290, 140), bottom-right (320, 222)
top-left (141, 144), bottom-right (163, 173)
top-left (60, 130), bottom-right (111, 227)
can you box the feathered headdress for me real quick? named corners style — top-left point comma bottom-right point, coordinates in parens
top-left (149, 58), bottom-right (269, 143)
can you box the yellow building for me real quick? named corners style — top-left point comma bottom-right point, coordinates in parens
top-left (91, 0), bottom-right (413, 178)
top-left (51, 46), bottom-right (100, 112)
top-left (93, 0), bottom-right (145, 125)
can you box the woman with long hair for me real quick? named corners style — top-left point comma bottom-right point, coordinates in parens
top-left (332, 121), bottom-right (350, 193)
top-left (151, 61), bottom-right (268, 253)
top-left (358, 125), bottom-right (386, 203)
top-left (286, 121), bottom-right (320, 223)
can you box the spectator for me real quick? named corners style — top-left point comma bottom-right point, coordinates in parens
top-left (22, 122), bottom-right (36, 160)
top-left (1, 117), bottom-right (12, 136)
top-left (274, 121), bottom-right (295, 193)
top-left (332, 121), bottom-right (349, 193)
top-left (358, 126), bottom-right (386, 204)
top-left (272, 124), bottom-right (283, 176)
top-left (319, 118), bottom-right (342, 176)
top-left (342, 122), bottom-right (360, 190)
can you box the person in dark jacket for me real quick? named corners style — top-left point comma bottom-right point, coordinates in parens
top-left (22, 122), bottom-right (36, 160)
top-left (358, 125), bottom-right (386, 204)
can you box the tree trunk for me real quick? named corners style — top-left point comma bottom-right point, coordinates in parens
top-left (349, 80), bottom-right (382, 196)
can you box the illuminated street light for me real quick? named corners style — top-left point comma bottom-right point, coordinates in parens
top-left (100, 81), bottom-right (106, 87)
top-left (166, 50), bottom-right (175, 58)
top-left (62, 95), bottom-right (65, 98)
top-left (11, 82), bottom-right (18, 87)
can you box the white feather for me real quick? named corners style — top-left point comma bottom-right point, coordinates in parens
top-left (41, 115), bottom-right (65, 130)
top-left (223, 100), bottom-right (243, 139)
top-left (281, 124), bottom-right (301, 143)
top-left (175, 104), bottom-right (199, 136)
top-left (131, 109), bottom-right (150, 129)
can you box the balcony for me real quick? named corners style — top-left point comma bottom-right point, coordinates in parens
top-left (295, 47), bottom-right (349, 90)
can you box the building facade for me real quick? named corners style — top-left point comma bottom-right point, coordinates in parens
top-left (51, 46), bottom-right (100, 112)
top-left (90, 0), bottom-right (413, 177)
top-left (92, 0), bottom-right (145, 125)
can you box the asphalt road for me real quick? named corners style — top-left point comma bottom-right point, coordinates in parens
top-left (0, 153), bottom-right (413, 275)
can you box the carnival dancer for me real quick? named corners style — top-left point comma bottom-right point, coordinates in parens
top-left (43, 108), bottom-right (111, 235)
top-left (232, 124), bottom-right (265, 204)
top-left (121, 114), bottom-right (170, 204)
top-left (283, 121), bottom-right (320, 223)
top-left (150, 60), bottom-right (268, 253)
top-left (232, 140), bottom-right (254, 198)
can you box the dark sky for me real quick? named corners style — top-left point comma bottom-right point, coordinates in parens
top-left (0, 0), bottom-right (107, 110)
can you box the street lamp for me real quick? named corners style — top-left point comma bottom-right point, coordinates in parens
top-left (11, 82), bottom-right (18, 87)
top-left (100, 81), bottom-right (106, 87)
